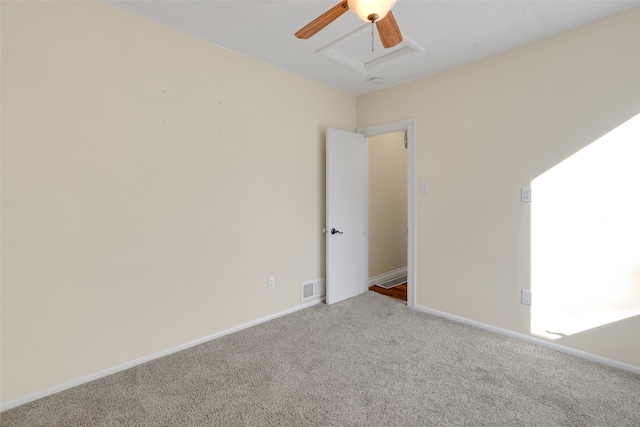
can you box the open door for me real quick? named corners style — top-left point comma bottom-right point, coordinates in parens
top-left (325, 128), bottom-right (368, 305)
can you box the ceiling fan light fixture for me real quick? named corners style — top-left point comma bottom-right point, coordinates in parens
top-left (347, 0), bottom-right (397, 23)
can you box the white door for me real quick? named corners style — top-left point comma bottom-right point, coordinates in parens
top-left (326, 128), bottom-right (368, 305)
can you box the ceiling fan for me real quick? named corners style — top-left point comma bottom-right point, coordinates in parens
top-left (295, 0), bottom-right (403, 49)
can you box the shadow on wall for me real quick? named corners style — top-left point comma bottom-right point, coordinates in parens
top-left (530, 113), bottom-right (640, 341)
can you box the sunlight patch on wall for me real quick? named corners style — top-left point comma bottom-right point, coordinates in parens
top-left (531, 114), bottom-right (640, 340)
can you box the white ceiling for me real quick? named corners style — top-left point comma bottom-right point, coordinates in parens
top-left (102, 0), bottom-right (640, 95)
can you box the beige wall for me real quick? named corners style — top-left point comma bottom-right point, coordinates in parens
top-left (368, 132), bottom-right (407, 278)
top-left (0, 1), bottom-right (355, 403)
top-left (357, 8), bottom-right (640, 366)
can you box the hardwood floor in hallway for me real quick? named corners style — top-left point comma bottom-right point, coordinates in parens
top-left (368, 283), bottom-right (407, 302)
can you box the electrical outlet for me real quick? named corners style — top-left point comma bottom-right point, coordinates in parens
top-left (268, 276), bottom-right (275, 290)
top-left (521, 289), bottom-right (532, 306)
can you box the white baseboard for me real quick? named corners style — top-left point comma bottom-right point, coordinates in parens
top-left (6, 298), bottom-right (635, 412)
top-left (0, 298), bottom-right (325, 412)
top-left (369, 266), bottom-right (407, 286)
top-left (414, 304), bottom-right (640, 375)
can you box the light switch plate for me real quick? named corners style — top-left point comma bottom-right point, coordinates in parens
top-left (521, 187), bottom-right (532, 202)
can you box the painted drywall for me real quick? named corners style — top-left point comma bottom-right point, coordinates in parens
top-left (0, 1), bottom-right (355, 403)
top-left (368, 132), bottom-right (407, 278)
top-left (357, 7), bottom-right (640, 367)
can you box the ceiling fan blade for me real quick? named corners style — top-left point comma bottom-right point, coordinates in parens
top-left (376, 11), bottom-right (403, 48)
top-left (295, 1), bottom-right (349, 39)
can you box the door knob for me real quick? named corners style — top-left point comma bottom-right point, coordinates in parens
top-left (330, 228), bottom-right (343, 235)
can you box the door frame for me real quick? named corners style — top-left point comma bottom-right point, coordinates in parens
top-left (358, 119), bottom-right (417, 309)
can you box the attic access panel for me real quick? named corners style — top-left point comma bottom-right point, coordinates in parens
top-left (317, 24), bottom-right (424, 74)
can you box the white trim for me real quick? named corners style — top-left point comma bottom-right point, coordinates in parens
top-left (358, 119), bottom-right (417, 309)
top-left (0, 298), bottom-right (325, 412)
top-left (369, 266), bottom-right (408, 287)
top-left (414, 304), bottom-right (640, 375)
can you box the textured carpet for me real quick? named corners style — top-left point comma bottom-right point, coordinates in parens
top-left (2, 291), bottom-right (639, 426)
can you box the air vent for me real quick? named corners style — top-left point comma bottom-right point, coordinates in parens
top-left (376, 274), bottom-right (407, 289)
top-left (301, 278), bottom-right (326, 301)
top-left (302, 282), bottom-right (314, 299)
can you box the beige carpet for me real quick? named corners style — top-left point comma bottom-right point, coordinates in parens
top-left (2, 291), bottom-right (639, 426)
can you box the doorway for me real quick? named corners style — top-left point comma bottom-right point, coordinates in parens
top-left (368, 131), bottom-right (408, 301)
top-left (358, 120), bottom-right (417, 308)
